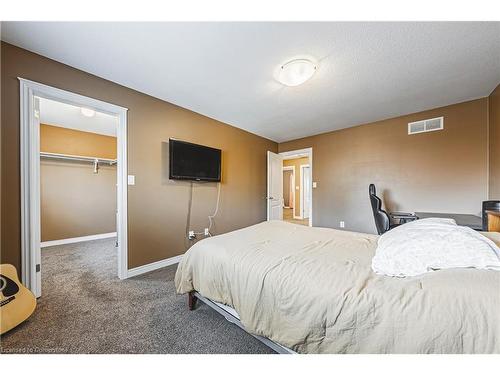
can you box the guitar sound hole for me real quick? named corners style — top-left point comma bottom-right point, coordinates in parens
top-left (0, 274), bottom-right (20, 297)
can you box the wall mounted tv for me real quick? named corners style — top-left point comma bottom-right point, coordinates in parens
top-left (169, 139), bottom-right (221, 182)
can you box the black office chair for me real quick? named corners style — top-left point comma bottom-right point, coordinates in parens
top-left (369, 184), bottom-right (416, 235)
top-left (482, 200), bottom-right (500, 231)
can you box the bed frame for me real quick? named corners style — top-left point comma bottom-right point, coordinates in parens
top-left (188, 291), bottom-right (296, 354)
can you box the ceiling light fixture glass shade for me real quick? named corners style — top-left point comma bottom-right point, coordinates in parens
top-left (278, 59), bottom-right (317, 86)
top-left (80, 107), bottom-right (96, 117)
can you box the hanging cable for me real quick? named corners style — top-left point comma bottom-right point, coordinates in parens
top-left (190, 182), bottom-right (222, 238)
top-left (207, 182), bottom-right (221, 236)
top-left (184, 181), bottom-right (194, 248)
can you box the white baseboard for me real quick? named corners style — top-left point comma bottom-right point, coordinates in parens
top-left (127, 254), bottom-right (183, 278)
top-left (41, 232), bottom-right (117, 248)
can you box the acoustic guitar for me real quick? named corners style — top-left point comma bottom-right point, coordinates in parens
top-left (0, 264), bottom-right (36, 335)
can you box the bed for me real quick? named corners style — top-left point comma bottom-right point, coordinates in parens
top-left (175, 220), bottom-right (500, 354)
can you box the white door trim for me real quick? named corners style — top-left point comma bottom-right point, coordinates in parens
top-left (127, 255), bottom-right (183, 278)
top-left (280, 148), bottom-right (311, 159)
top-left (40, 232), bottom-right (117, 248)
top-left (300, 164), bottom-right (311, 219)
top-left (279, 148), bottom-right (313, 227)
top-left (19, 78), bottom-right (129, 297)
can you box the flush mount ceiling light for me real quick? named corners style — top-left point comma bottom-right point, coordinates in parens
top-left (278, 59), bottom-right (317, 87)
top-left (80, 107), bottom-right (96, 117)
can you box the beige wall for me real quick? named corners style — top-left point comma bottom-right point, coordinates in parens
top-left (41, 162), bottom-right (116, 241)
top-left (489, 84), bottom-right (500, 200)
top-left (1, 42), bottom-right (277, 270)
top-left (40, 125), bottom-right (117, 241)
top-left (41, 124), bottom-right (117, 159)
top-left (283, 169), bottom-right (292, 208)
top-left (283, 157), bottom-right (310, 217)
top-left (279, 99), bottom-right (489, 234)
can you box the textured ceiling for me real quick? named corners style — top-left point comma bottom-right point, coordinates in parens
top-left (3, 22), bottom-right (499, 142)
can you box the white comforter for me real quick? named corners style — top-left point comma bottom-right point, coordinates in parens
top-left (372, 218), bottom-right (500, 277)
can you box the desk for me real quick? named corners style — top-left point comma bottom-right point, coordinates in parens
top-left (415, 212), bottom-right (482, 231)
top-left (486, 211), bottom-right (500, 232)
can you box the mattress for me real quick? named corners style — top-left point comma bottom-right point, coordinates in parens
top-left (175, 220), bottom-right (500, 353)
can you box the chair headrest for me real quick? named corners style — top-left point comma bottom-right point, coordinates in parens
top-left (370, 191), bottom-right (382, 210)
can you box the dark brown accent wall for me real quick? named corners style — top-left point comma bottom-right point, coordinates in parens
top-left (489, 84), bottom-right (500, 199)
top-left (279, 99), bottom-right (489, 234)
top-left (1, 42), bottom-right (277, 270)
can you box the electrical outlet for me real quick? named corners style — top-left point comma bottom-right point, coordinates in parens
top-left (204, 228), bottom-right (209, 236)
top-left (340, 221), bottom-right (345, 228)
top-left (188, 230), bottom-right (196, 240)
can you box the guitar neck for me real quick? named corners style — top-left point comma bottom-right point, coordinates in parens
top-left (0, 295), bottom-right (15, 307)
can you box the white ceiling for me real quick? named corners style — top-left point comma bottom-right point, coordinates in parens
top-left (39, 97), bottom-right (118, 136)
top-left (3, 22), bottom-right (499, 142)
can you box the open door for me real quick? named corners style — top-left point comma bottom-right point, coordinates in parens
top-left (267, 151), bottom-right (283, 221)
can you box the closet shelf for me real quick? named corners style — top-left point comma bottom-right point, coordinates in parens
top-left (40, 152), bottom-right (117, 165)
top-left (40, 152), bottom-right (116, 173)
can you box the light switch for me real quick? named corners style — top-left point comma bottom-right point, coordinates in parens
top-left (128, 175), bottom-right (135, 185)
top-left (296, 186), bottom-right (299, 190)
top-left (312, 182), bottom-right (317, 188)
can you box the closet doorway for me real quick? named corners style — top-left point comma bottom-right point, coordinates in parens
top-left (19, 79), bottom-right (128, 298)
top-left (39, 97), bottom-right (118, 249)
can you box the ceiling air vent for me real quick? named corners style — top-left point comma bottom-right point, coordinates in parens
top-left (408, 116), bottom-right (443, 135)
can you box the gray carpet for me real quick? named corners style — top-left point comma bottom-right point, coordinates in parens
top-left (0, 238), bottom-right (274, 354)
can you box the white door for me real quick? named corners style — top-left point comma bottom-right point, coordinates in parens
top-left (302, 166), bottom-right (311, 219)
top-left (267, 151), bottom-right (283, 221)
top-left (34, 96), bottom-right (42, 297)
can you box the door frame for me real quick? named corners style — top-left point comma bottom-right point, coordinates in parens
top-left (19, 78), bottom-right (129, 297)
top-left (279, 148), bottom-right (313, 227)
top-left (300, 164), bottom-right (311, 219)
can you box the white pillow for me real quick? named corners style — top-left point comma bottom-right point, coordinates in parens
top-left (372, 218), bottom-right (500, 277)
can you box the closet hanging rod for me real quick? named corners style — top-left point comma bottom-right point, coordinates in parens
top-left (40, 152), bottom-right (117, 165)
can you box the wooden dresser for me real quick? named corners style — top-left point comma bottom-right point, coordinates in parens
top-left (486, 211), bottom-right (500, 232)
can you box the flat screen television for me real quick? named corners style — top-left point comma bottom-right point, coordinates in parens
top-left (169, 139), bottom-right (221, 182)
